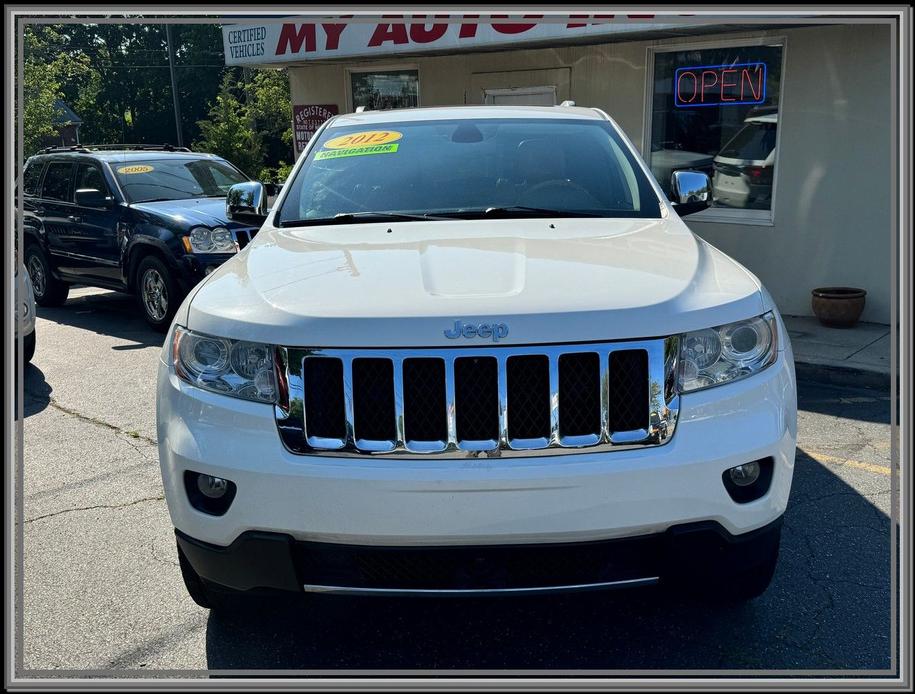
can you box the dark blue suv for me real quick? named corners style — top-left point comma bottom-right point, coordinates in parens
top-left (20, 145), bottom-right (263, 331)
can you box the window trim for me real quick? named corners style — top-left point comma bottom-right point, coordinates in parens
top-left (345, 64), bottom-right (421, 113)
top-left (643, 35), bottom-right (788, 226)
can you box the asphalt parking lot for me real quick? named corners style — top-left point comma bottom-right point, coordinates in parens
top-left (18, 287), bottom-right (895, 673)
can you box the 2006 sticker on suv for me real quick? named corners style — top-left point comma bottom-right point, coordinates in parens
top-left (156, 105), bottom-right (797, 609)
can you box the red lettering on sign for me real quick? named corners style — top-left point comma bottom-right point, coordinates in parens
top-left (677, 71), bottom-right (698, 103)
top-left (742, 67), bottom-right (763, 101)
top-left (459, 15), bottom-right (479, 38)
top-left (700, 70), bottom-right (719, 102)
top-left (368, 22), bottom-right (409, 47)
top-left (276, 23), bottom-right (316, 55)
top-left (491, 15), bottom-right (541, 34)
top-left (409, 15), bottom-right (448, 43)
top-left (321, 19), bottom-right (349, 51)
top-left (719, 69), bottom-right (738, 100)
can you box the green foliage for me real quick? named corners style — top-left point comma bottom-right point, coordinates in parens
top-left (195, 72), bottom-right (264, 176)
top-left (195, 68), bottom-right (293, 178)
top-left (21, 26), bottom-right (90, 157)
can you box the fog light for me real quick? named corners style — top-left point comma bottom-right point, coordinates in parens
top-left (184, 470), bottom-right (237, 515)
top-left (722, 457), bottom-right (774, 504)
top-left (728, 462), bottom-right (761, 487)
top-left (197, 474), bottom-right (228, 498)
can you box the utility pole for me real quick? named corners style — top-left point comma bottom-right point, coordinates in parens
top-left (165, 24), bottom-right (183, 147)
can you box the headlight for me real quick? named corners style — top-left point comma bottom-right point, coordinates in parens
top-left (173, 326), bottom-right (277, 403)
top-left (678, 312), bottom-right (777, 393)
top-left (184, 226), bottom-right (237, 254)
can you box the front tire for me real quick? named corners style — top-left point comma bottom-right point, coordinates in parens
top-left (136, 256), bottom-right (178, 332)
top-left (25, 245), bottom-right (69, 307)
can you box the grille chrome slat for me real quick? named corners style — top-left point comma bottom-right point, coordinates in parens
top-left (276, 340), bottom-right (679, 459)
top-left (341, 357), bottom-right (356, 449)
top-left (392, 358), bottom-right (406, 449)
top-left (547, 354), bottom-right (561, 448)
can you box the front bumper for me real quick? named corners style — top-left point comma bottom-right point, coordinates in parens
top-left (177, 515), bottom-right (784, 595)
top-left (156, 346), bottom-right (796, 549)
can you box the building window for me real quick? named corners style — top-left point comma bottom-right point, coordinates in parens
top-left (648, 43), bottom-right (784, 218)
top-left (350, 69), bottom-right (419, 111)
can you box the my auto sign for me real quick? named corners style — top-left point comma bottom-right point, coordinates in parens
top-left (222, 15), bottom-right (684, 65)
top-left (293, 104), bottom-right (339, 155)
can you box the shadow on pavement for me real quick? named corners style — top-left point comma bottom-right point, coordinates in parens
top-left (22, 363), bottom-right (52, 418)
top-left (793, 377), bottom-right (890, 425)
top-left (36, 289), bottom-right (164, 350)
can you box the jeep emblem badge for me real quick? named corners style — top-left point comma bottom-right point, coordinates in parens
top-left (444, 320), bottom-right (509, 342)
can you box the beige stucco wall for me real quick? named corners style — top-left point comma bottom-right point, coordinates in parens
top-left (287, 23), bottom-right (893, 323)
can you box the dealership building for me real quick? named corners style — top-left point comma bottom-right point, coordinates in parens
top-left (221, 16), bottom-right (894, 323)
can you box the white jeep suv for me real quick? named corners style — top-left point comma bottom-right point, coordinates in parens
top-left (156, 106), bottom-right (796, 608)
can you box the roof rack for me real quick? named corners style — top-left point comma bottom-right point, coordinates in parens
top-left (37, 143), bottom-right (192, 154)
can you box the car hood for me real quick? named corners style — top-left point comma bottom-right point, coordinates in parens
top-left (129, 197), bottom-right (232, 228)
top-left (184, 215), bottom-right (769, 347)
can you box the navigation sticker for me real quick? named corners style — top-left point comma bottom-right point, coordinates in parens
top-left (116, 165), bottom-right (155, 174)
top-left (315, 143), bottom-right (399, 160)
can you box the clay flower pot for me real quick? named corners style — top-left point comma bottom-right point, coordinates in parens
top-left (811, 287), bottom-right (867, 328)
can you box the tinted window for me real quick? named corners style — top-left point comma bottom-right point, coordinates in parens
top-left (22, 160), bottom-right (44, 196)
top-left (110, 158), bottom-right (247, 203)
top-left (75, 163), bottom-right (109, 195)
top-left (41, 162), bottom-right (76, 202)
top-left (278, 118), bottom-right (661, 225)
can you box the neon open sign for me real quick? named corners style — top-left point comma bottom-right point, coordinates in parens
top-left (674, 62), bottom-right (767, 108)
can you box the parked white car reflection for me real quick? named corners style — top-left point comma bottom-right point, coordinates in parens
top-left (712, 111), bottom-right (777, 210)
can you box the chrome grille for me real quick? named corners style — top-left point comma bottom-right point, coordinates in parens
top-left (275, 339), bottom-right (680, 459)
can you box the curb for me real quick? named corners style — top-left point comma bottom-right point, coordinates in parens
top-left (794, 360), bottom-right (891, 392)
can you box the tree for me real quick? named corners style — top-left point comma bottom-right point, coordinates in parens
top-left (195, 68), bottom-right (295, 179)
top-left (20, 25), bottom-right (90, 158)
top-left (194, 71), bottom-right (263, 176)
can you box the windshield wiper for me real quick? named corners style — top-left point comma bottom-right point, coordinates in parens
top-left (414, 206), bottom-right (608, 220)
top-left (279, 211), bottom-right (452, 227)
top-left (480, 206), bottom-right (605, 218)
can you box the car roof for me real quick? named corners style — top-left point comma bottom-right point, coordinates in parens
top-left (328, 105), bottom-right (604, 129)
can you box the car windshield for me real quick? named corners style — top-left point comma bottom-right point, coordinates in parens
top-left (277, 117), bottom-right (661, 226)
top-left (111, 158), bottom-right (248, 203)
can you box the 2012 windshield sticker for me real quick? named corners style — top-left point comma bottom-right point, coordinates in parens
top-left (323, 130), bottom-right (402, 149)
top-left (117, 164), bottom-right (155, 174)
top-left (315, 143), bottom-right (399, 160)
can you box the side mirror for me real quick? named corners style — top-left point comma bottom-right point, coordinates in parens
top-left (670, 170), bottom-right (711, 216)
top-left (74, 188), bottom-right (112, 207)
top-left (226, 182), bottom-right (268, 224)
